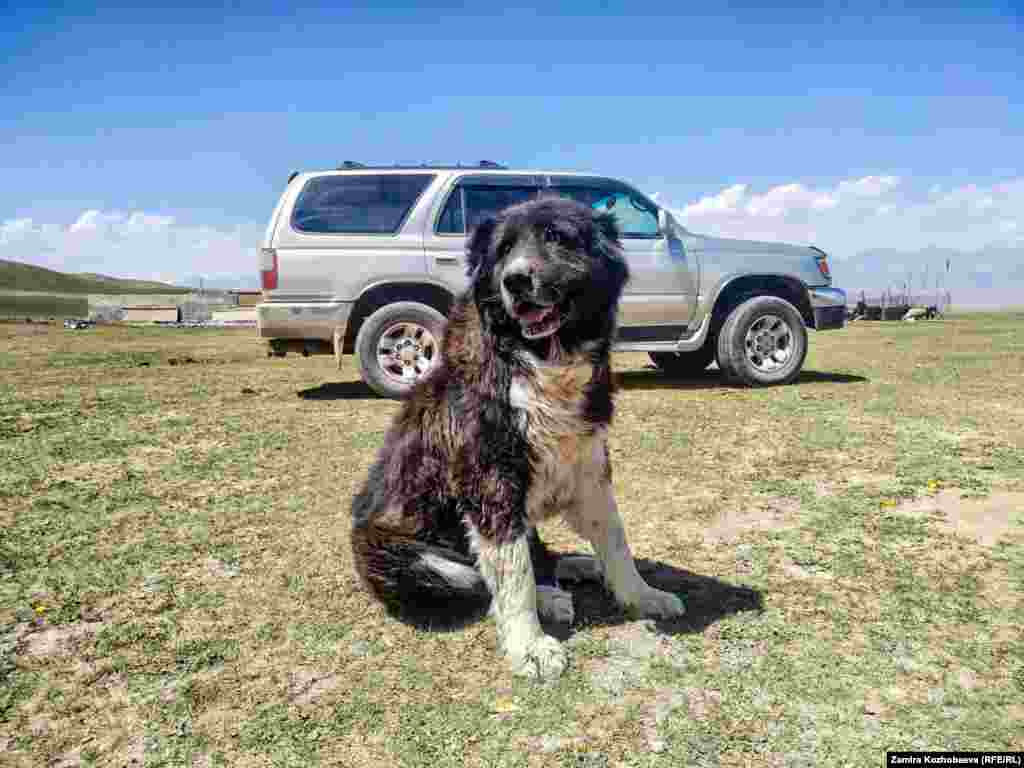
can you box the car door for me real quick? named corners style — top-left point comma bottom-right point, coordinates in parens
top-left (547, 176), bottom-right (697, 339)
top-left (424, 174), bottom-right (544, 297)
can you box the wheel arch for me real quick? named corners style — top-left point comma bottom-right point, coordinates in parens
top-left (344, 281), bottom-right (455, 353)
top-left (708, 274), bottom-right (815, 331)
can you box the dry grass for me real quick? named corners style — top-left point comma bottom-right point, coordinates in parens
top-left (1, 313), bottom-right (1023, 766)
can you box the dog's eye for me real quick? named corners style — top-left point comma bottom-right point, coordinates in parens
top-left (544, 226), bottom-right (574, 247)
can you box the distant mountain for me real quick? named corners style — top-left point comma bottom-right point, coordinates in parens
top-left (0, 259), bottom-right (192, 295)
top-left (177, 273), bottom-right (260, 291)
top-left (834, 245), bottom-right (1024, 308)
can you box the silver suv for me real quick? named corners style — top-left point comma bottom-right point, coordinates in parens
top-left (257, 162), bottom-right (846, 398)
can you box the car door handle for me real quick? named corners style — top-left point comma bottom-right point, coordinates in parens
top-left (435, 255), bottom-right (460, 265)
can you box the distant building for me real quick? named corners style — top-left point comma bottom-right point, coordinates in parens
top-left (230, 290), bottom-right (263, 307)
top-left (122, 305), bottom-right (180, 323)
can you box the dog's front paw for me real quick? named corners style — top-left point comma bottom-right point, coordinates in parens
top-left (536, 585), bottom-right (574, 625)
top-left (626, 588), bottom-right (686, 620)
top-left (508, 634), bottom-right (568, 680)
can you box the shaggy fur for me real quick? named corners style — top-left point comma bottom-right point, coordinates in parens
top-left (350, 196), bottom-right (685, 679)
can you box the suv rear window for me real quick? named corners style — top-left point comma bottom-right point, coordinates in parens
top-left (291, 174), bottom-right (434, 234)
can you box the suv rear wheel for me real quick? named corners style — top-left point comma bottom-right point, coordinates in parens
top-left (355, 302), bottom-right (447, 399)
top-left (716, 295), bottom-right (807, 386)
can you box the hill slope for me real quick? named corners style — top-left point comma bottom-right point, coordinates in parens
top-left (0, 259), bottom-right (191, 294)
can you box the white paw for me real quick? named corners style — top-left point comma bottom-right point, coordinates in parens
top-left (536, 585), bottom-right (575, 625)
top-left (555, 555), bottom-right (603, 584)
top-left (626, 588), bottom-right (686, 619)
top-left (508, 634), bottom-right (568, 680)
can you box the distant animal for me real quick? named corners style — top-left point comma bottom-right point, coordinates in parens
top-left (350, 196), bottom-right (685, 679)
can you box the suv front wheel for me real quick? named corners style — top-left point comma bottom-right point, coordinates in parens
top-left (716, 295), bottom-right (808, 386)
top-left (355, 302), bottom-right (447, 399)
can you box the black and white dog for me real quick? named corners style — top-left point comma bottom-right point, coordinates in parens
top-left (351, 196), bottom-right (685, 679)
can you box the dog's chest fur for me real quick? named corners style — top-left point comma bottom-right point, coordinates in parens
top-left (509, 357), bottom-right (609, 522)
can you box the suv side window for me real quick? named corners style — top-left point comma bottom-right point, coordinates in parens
top-left (549, 181), bottom-right (660, 238)
top-left (291, 174), bottom-right (435, 234)
top-left (436, 176), bottom-right (541, 234)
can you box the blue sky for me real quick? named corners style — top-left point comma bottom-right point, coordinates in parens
top-left (2, 1), bottom-right (1021, 303)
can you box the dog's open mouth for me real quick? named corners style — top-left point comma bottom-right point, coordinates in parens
top-left (514, 301), bottom-right (564, 339)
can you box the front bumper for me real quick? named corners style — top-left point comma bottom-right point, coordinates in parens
top-left (809, 287), bottom-right (847, 330)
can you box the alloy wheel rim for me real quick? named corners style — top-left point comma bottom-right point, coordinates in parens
top-left (743, 314), bottom-right (794, 373)
top-left (377, 322), bottom-right (438, 385)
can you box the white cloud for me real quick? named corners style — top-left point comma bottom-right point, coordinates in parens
top-left (834, 175), bottom-right (900, 200)
top-left (0, 210), bottom-right (262, 288)
top-left (670, 176), bottom-right (1024, 257)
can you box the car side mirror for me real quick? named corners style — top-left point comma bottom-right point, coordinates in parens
top-left (657, 208), bottom-right (670, 236)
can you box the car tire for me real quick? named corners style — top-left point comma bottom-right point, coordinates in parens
top-left (649, 347), bottom-right (715, 377)
top-left (716, 295), bottom-right (808, 386)
top-left (355, 302), bottom-right (447, 399)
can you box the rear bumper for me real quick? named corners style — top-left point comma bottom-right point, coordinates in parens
top-left (257, 301), bottom-right (353, 341)
top-left (809, 287), bottom-right (847, 330)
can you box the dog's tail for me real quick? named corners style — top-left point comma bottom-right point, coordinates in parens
top-left (351, 525), bottom-right (492, 629)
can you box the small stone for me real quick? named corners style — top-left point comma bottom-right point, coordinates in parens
top-left (30, 717), bottom-right (51, 737)
top-left (206, 559), bottom-right (240, 579)
top-left (349, 639), bottom-right (371, 657)
top-left (957, 668), bottom-right (977, 690)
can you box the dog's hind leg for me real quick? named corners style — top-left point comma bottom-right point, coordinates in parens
top-left (555, 554), bottom-right (603, 584)
top-left (528, 527), bottom-right (575, 625)
top-left (566, 483), bottom-right (685, 620)
top-left (473, 529), bottom-right (568, 679)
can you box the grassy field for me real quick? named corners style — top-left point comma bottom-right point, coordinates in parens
top-left (1, 314), bottom-right (1022, 767)
top-left (0, 258), bottom-right (189, 295)
top-left (0, 295), bottom-right (89, 320)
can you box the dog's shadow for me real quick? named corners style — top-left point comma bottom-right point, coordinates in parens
top-left (543, 554), bottom-right (763, 641)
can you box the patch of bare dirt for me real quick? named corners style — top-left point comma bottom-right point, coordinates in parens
top-left (515, 734), bottom-right (594, 754)
top-left (123, 735), bottom-right (146, 767)
top-left (685, 687), bottom-right (723, 721)
top-left (52, 749), bottom-right (82, 767)
top-left (701, 498), bottom-right (801, 545)
top-left (287, 669), bottom-right (343, 705)
top-left (637, 687), bottom-right (688, 753)
top-left (782, 559), bottom-right (834, 580)
top-left (891, 490), bottom-right (1024, 546)
top-left (582, 622), bottom-right (690, 698)
top-left (22, 621), bottom-right (106, 657)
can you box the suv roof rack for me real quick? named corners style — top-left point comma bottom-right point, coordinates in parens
top-left (331, 160), bottom-right (509, 171)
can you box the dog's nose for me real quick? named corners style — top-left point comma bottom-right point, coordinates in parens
top-left (503, 272), bottom-right (533, 298)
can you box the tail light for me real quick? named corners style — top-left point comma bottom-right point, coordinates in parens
top-left (811, 246), bottom-right (831, 281)
top-left (260, 247), bottom-right (278, 291)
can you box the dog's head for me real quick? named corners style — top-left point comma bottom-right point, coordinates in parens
top-left (465, 196), bottom-right (629, 358)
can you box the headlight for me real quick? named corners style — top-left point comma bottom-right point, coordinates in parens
top-left (810, 246), bottom-right (831, 281)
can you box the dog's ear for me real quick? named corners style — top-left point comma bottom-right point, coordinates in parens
top-left (465, 217), bottom-right (498, 278)
top-left (592, 210), bottom-right (621, 250)
top-left (591, 210), bottom-right (629, 293)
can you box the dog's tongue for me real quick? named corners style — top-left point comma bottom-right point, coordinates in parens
top-left (519, 305), bottom-right (553, 325)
